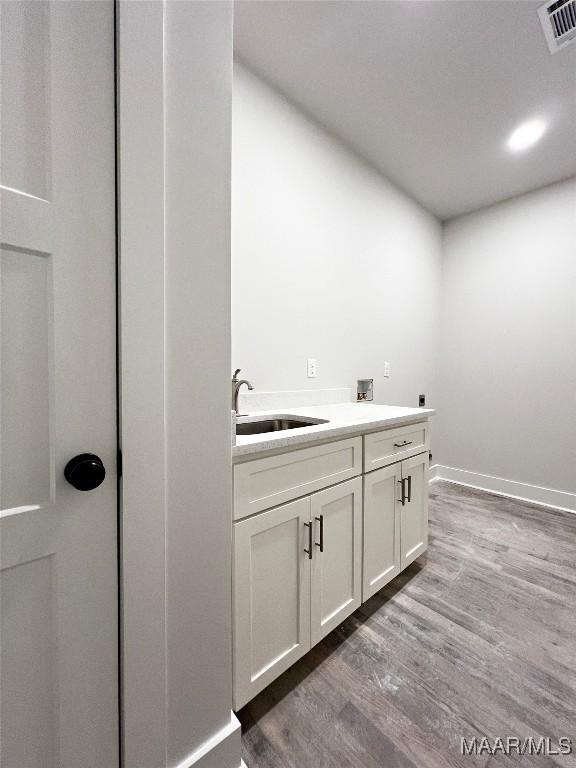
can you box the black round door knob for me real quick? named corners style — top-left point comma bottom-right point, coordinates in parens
top-left (64, 453), bottom-right (106, 491)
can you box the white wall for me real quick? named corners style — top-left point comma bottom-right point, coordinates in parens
top-left (436, 178), bottom-right (576, 496)
top-left (119, 3), bottom-right (241, 768)
top-left (232, 64), bottom-right (442, 408)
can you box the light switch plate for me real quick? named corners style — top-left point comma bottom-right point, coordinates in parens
top-left (383, 361), bottom-right (391, 378)
top-left (307, 358), bottom-right (317, 378)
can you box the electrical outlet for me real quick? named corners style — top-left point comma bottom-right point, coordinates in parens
top-left (307, 358), bottom-right (317, 378)
top-left (383, 361), bottom-right (391, 378)
top-left (419, 394), bottom-right (426, 407)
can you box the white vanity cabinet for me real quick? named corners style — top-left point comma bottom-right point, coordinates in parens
top-left (310, 477), bottom-right (362, 645)
top-left (364, 421), bottom-right (429, 472)
top-left (233, 436), bottom-right (362, 520)
top-left (233, 496), bottom-right (311, 709)
top-left (399, 452), bottom-right (429, 569)
top-left (233, 476), bottom-right (362, 709)
top-left (233, 418), bottom-right (430, 709)
top-left (363, 451), bottom-right (429, 601)
top-left (363, 462), bottom-right (402, 600)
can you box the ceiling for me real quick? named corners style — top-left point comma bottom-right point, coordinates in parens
top-left (234, 0), bottom-right (576, 220)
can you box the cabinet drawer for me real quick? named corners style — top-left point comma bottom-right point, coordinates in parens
top-left (364, 422), bottom-right (428, 473)
top-left (234, 437), bottom-right (362, 520)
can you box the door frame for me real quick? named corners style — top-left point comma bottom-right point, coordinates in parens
top-left (116, 4), bottom-right (167, 766)
top-left (116, 3), bottom-right (241, 768)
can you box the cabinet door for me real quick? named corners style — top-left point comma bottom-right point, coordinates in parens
top-left (362, 464), bottom-right (402, 601)
top-left (310, 477), bottom-right (362, 645)
top-left (233, 497), bottom-right (311, 709)
top-left (400, 453), bottom-right (429, 569)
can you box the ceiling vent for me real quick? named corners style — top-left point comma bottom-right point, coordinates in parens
top-left (538, 0), bottom-right (576, 53)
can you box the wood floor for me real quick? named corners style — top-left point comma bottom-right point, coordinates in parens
top-left (238, 481), bottom-right (576, 768)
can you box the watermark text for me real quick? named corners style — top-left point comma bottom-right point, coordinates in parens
top-left (460, 736), bottom-right (573, 756)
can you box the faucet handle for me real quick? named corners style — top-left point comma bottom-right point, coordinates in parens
top-left (233, 368), bottom-right (241, 380)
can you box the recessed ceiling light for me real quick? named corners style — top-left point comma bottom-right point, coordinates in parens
top-left (506, 119), bottom-right (547, 153)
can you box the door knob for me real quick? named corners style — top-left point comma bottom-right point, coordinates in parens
top-left (64, 453), bottom-right (106, 491)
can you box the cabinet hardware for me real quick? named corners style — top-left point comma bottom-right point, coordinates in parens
top-left (394, 440), bottom-right (413, 448)
top-left (407, 475), bottom-right (412, 503)
top-left (315, 515), bottom-right (324, 552)
top-left (304, 521), bottom-right (313, 559)
top-left (398, 478), bottom-right (406, 506)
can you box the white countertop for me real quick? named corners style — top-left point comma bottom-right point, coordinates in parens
top-left (233, 402), bottom-right (435, 460)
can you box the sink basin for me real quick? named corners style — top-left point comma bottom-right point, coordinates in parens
top-left (236, 415), bottom-right (329, 436)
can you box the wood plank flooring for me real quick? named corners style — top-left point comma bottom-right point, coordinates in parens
top-left (238, 481), bottom-right (576, 768)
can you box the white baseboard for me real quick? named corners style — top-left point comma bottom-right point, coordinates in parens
top-left (430, 464), bottom-right (576, 514)
top-left (428, 464), bottom-right (440, 483)
top-left (173, 712), bottom-right (242, 768)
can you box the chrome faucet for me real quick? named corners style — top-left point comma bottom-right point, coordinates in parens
top-left (232, 369), bottom-right (254, 415)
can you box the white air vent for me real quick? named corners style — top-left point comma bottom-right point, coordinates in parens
top-left (538, 0), bottom-right (576, 53)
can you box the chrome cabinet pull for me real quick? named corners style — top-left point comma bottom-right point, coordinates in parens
top-left (315, 515), bottom-right (324, 552)
top-left (304, 522), bottom-right (313, 559)
top-left (398, 479), bottom-right (406, 506)
top-left (407, 475), bottom-right (412, 503)
top-left (394, 440), bottom-right (413, 448)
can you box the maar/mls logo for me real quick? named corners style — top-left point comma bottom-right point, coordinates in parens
top-left (460, 736), bottom-right (573, 756)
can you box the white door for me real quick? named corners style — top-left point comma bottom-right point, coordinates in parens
top-left (310, 477), bottom-right (362, 644)
top-left (233, 497), bottom-right (311, 709)
top-left (362, 463), bottom-right (402, 601)
top-left (400, 453), bottom-right (429, 569)
top-left (1, 2), bottom-right (118, 767)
